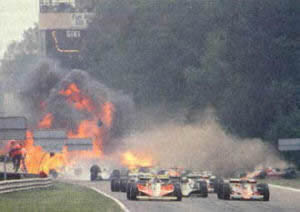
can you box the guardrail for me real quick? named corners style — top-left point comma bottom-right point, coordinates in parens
top-left (0, 178), bottom-right (53, 194)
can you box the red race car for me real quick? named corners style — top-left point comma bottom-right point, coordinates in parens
top-left (127, 175), bottom-right (182, 201)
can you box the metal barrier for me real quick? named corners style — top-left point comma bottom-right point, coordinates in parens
top-left (0, 178), bottom-right (53, 194)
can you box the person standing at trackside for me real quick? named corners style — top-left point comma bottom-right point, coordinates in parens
top-left (9, 141), bottom-right (26, 173)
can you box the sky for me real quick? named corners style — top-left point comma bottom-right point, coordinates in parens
top-left (0, 0), bottom-right (39, 58)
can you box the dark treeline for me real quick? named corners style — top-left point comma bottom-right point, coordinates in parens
top-left (1, 0), bottom-right (299, 165)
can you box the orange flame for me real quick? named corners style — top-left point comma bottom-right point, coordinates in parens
top-left (101, 102), bottom-right (115, 128)
top-left (68, 119), bottom-right (102, 154)
top-left (121, 151), bottom-right (153, 169)
top-left (38, 113), bottom-right (53, 129)
top-left (9, 83), bottom-right (117, 175)
top-left (23, 131), bottom-right (68, 174)
top-left (59, 83), bottom-right (95, 112)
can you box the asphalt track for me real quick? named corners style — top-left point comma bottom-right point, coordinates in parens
top-left (69, 180), bottom-right (300, 212)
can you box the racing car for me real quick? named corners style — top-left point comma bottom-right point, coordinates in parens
top-left (218, 178), bottom-right (270, 201)
top-left (111, 167), bottom-right (154, 192)
top-left (90, 165), bottom-right (111, 181)
top-left (127, 174), bottom-right (182, 201)
top-left (181, 172), bottom-right (208, 197)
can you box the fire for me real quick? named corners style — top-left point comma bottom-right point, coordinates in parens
top-left (23, 131), bottom-right (68, 174)
top-left (121, 151), bottom-right (153, 169)
top-left (8, 82), bottom-right (117, 175)
top-left (38, 113), bottom-right (53, 128)
top-left (68, 119), bottom-right (102, 153)
top-left (101, 102), bottom-right (115, 128)
top-left (59, 83), bottom-right (95, 112)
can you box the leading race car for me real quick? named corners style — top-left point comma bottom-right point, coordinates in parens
top-left (181, 172), bottom-right (208, 197)
top-left (218, 178), bottom-right (270, 201)
top-left (127, 175), bottom-right (182, 201)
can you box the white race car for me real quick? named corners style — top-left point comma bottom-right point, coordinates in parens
top-left (181, 172), bottom-right (208, 197)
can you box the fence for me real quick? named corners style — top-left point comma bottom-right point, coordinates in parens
top-left (0, 178), bottom-right (53, 194)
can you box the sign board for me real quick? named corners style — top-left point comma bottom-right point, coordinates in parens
top-left (278, 138), bottom-right (300, 151)
top-left (0, 117), bottom-right (26, 129)
top-left (33, 129), bottom-right (67, 152)
top-left (39, 13), bottom-right (94, 30)
top-left (0, 117), bottom-right (27, 140)
top-left (34, 138), bottom-right (67, 152)
top-left (33, 129), bottom-right (67, 139)
top-left (65, 138), bottom-right (93, 151)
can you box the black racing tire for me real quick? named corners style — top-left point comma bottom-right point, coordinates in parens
top-left (216, 178), bottom-right (223, 194)
top-left (199, 181), bottom-right (208, 198)
top-left (257, 183), bottom-right (270, 201)
top-left (211, 178), bottom-right (217, 193)
top-left (174, 184), bottom-right (182, 201)
top-left (111, 169), bottom-right (121, 179)
top-left (90, 165), bottom-right (101, 173)
top-left (129, 183), bottom-right (138, 200)
top-left (111, 179), bottom-right (116, 191)
top-left (222, 183), bottom-right (230, 200)
top-left (90, 165), bottom-right (100, 181)
top-left (120, 179), bottom-right (128, 192)
top-left (111, 179), bottom-right (120, 192)
top-left (90, 173), bottom-right (97, 181)
top-left (127, 183), bottom-right (132, 200)
top-left (217, 179), bottom-right (224, 199)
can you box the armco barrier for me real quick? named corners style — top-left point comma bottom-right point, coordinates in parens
top-left (0, 178), bottom-right (53, 194)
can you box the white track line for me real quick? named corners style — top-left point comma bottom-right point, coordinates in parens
top-left (269, 184), bottom-right (300, 193)
top-left (89, 187), bottom-right (130, 212)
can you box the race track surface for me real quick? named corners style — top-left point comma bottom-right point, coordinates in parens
top-left (67, 180), bottom-right (300, 212)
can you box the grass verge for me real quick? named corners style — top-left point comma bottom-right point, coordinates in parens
top-left (259, 178), bottom-right (300, 189)
top-left (0, 182), bottom-right (122, 212)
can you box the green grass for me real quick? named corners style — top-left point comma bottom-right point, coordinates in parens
top-left (0, 183), bottom-right (122, 212)
top-left (259, 178), bottom-right (300, 189)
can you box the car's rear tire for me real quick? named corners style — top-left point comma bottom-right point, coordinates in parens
top-left (217, 179), bottom-right (224, 199)
top-left (127, 183), bottom-right (132, 200)
top-left (257, 183), bottom-right (270, 201)
top-left (120, 179), bottom-right (127, 192)
top-left (111, 179), bottom-right (116, 191)
top-left (199, 181), bottom-right (208, 198)
top-left (90, 165), bottom-right (100, 181)
top-left (111, 169), bottom-right (121, 179)
top-left (174, 184), bottom-right (182, 201)
top-left (222, 183), bottom-right (230, 200)
top-left (129, 183), bottom-right (138, 200)
top-left (111, 179), bottom-right (120, 192)
top-left (90, 173), bottom-right (97, 181)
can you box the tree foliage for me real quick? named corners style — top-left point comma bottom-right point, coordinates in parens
top-left (80, 0), bottom-right (299, 142)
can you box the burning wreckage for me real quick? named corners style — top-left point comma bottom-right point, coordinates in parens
top-left (0, 70), bottom-right (137, 178)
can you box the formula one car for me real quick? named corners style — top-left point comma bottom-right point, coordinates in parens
top-left (90, 165), bottom-right (111, 181)
top-left (218, 178), bottom-right (270, 201)
top-left (127, 175), bottom-right (182, 201)
top-left (111, 167), bottom-right (154, 192)
top-left (181, 172), bottom-right (208, 197)
top-left (248, 167), bottom-right (297, 179)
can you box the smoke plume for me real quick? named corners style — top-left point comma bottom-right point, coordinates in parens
top-left (118, 111), bottom-right (286, 176)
